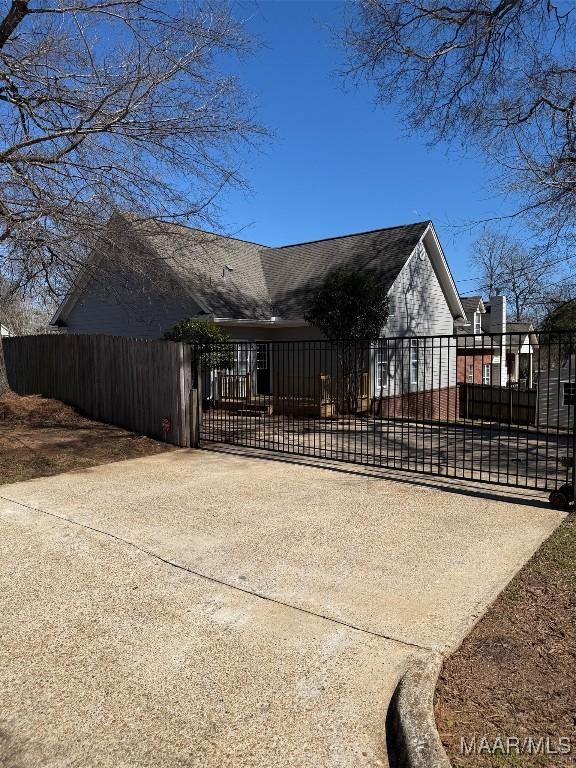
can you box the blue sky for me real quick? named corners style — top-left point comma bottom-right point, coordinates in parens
top-left (219, 0), bottom-right (518, 296)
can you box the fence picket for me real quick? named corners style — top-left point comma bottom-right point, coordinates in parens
top-left (3, 334), bottom-right (194, 447)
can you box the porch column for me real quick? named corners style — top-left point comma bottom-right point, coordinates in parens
top-left (514, 353), bottom-right (520, 383)
top-left (528, 353), bottom-right (534, 389)
top-left (500, 341), bottom-right (508, 386)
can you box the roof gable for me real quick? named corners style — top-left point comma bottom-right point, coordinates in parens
top-left (261, 222), bottom-right (431, 320)
top-left (460, 296), bottom-right (485, 318)
top-left (51, 217), bottom-right (465, 327)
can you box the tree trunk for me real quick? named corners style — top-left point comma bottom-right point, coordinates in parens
top-left (0, 338), bottom-right (8, 394)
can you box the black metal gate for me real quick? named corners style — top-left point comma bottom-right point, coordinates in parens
top-left (199, 331), bottom-right (576, 492)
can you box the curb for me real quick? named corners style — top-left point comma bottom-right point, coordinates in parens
top-left (386, 653), bottom-right (452, 768)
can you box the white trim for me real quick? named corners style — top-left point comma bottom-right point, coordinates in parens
top-left (213, 318), bottom-right (308, 328)
top-left (373, 341), bottom-right (390, 393)
top-left (409, 338), bottom-right (420, 385)
top-left (420, 224), bottom-right (466, 321)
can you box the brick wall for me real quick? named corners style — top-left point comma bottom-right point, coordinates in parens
top-left (370, 385), bottom-right (459, 422)
top-left (456, 350), bottom-right (493, 385)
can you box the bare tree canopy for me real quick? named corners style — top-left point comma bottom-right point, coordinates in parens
top-left (344, 1), bottom-right (576, 246)
top-left (470, 227), bottom-right (553, 320)
top-left (0, 275), bottom-right (52, 332)
top-left (0, 0), bottom-right (264, 295)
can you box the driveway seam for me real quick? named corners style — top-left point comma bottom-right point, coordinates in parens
top-left (0, 492), bottom-right (435, 653)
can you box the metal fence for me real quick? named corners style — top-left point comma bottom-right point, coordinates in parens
top-left (200, 331), bottom-right (576, 492)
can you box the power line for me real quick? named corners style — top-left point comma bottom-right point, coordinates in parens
top-left (456, 253), bottom-right (576, 291)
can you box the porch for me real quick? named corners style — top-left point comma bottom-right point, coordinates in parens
top-left (214, 371), bottom-right (370, 417)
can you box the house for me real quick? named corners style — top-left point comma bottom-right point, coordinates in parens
top-left (537, 354), bottom-right (576, 429)
top-left (505, 320), bottom-right (539, 387)
top-left (51, 214), bottom-right (466, 417)
top-left (454, 295), bottom-right (538, 389)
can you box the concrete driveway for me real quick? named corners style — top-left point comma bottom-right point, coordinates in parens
top-left (0, 449), bottom-right (563, 768)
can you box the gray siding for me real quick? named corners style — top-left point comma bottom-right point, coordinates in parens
top-left (65, 267), bottom-right (201, 340)
top-left (219, 243), bottom-right (458, 395)
top-left (62, 236), bottom-right (457, 396)
top-left (225, 325), bottom-right (322, 342)
top-left (537, 359), bottom-right (575, 429)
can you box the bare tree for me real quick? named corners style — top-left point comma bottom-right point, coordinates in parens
top-left (540, 275), bottom-right (576, 326)
top-left (0, 0), bottom-right (265, 297)
top-left (0, 276), bottom-right (53, 332)
top-left (470, 228), bottom-right (508, 297)
top-left (470, 228), bottom-right (550, 320)
top-left (343, 1), bottom-right (576, 247)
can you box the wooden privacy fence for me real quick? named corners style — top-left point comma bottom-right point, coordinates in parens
top-left (3, 334), bottom-right (200, 447)
top-left (458, 383), bottom-right (537, 425)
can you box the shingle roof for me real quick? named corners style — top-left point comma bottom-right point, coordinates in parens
top-left (261, 222), bottom-right (430, 320)
top-left (122, 217), bottom-right (431, 321)
top-left (507, 321), bottom-right (534, 333)
top-left (120, 217), bottom-right (272, 319)
top-left (459, 296), bottom-right (482, 318)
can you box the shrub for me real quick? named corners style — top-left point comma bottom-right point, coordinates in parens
top-left (163, 319), bottom-right (233, 369)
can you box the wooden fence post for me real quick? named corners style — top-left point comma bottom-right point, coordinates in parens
top-left (190, 347), bottom-right (202, 448)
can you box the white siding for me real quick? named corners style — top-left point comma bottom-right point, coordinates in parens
top-left (384, 245), bottom-right (454, 337)
top-left (64, 268), bottom-right (201, 340)
top-left (378, 244), bottom-right (457, 392)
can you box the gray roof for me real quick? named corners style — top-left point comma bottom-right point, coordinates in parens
top-left (507, 321), bottom-right (534, 333)
top-left (118, 216), bottom-right (272, 319)
top-left (118, 217), bottom-right (431, 321)
top-left (459, 296), bottom-right (483, 318)
top-left (262, 222), bottom-right (430, 319)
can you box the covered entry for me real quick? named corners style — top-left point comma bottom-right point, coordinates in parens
top-left (212, 342), bottom-right (273, 406)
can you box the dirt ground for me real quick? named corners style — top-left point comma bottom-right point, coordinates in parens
top-left (0, 391), bottom-right (174, 485)
top-left (435, 513), bottom-right (576, 767)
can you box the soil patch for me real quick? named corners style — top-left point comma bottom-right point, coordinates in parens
top-left (435, 514), bottom-right (576, 767)
top-left (0, 391), bottom-right (174, 485)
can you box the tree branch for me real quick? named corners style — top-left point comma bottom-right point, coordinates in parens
top-left (0, 0), bottom-right (29, 51)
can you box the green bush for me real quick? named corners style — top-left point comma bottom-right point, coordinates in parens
top-left (163, 319), bottom-right (233, 369)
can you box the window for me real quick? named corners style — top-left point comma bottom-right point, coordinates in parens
top-left (256, 343), bottom-right (268, 370)
top-left (236, 345), bottom-right (251, 375)
top-left (375, 345), bottom-right (389, 390)
top-left (562, 382), bottom-right (575, 406)
top-left (467, 363), bottom-right (474, 384)
top-left (474, 312), bottom-right (482, 334)
top-left (410, 339), bottom-right (419, 385)
top-left (482, 363), bottom-right (492, 385)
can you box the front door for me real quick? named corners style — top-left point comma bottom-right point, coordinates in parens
top-left (255, 343), bottom-right (271, 395)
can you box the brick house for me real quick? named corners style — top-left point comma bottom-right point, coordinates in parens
top-left (455, 295), bottom-right (537, 389)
